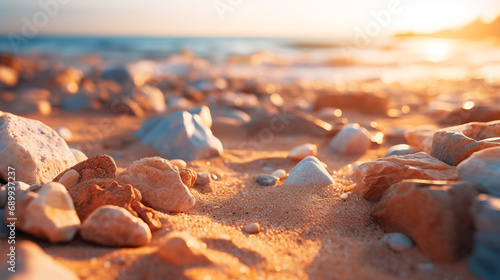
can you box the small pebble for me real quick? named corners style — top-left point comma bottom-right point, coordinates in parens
top-left (256, 175), bottom-right (278, 186)
top-left (196, 172), bottom-right (211, 185)
top-left (383, 232), bottom-right (414, 252)
top-left (243, 223), bottom-right (260, 234)
top-left (57, 169), bottom-right (80, 189)
top-left (170, 159), bottom-right (187, 169)
top-left (271, 169), bottom-right (287, 180)
top-left (288, 143), bottom-right (317, 160)
top-left (339, 193), bottom-right (349, 200)
top-left (56, 127), bottom-right (73, 142)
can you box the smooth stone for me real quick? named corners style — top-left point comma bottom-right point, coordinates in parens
top-left (130, 85), bottom-right (166, 113)
top-left (157, 231), bottom-right (212, 266)
top-left (329, 124), bottom-right (371, 155)
top-left (179, 168), bottom-right (197, 188)
top-left (284, 156), bottom-right (334, 186)
top-left (385, 144), bottom-right (419, 157)
top-left (80, 205), bottom-right (151, 247)
top-left (439, 105), bottom-right (500, 126)
top-left (339, 193), bottom-right (349, 200)
top-left (256, 175), bottom-right (279, 186)
top-left (56, 127), bottom-right (73, 142)
top-left (0, 241), bottom-right (78, 280)
top-left (315, 92), bottom-right (389, 115)
top-left (383, 232), bottom-right (414, 252)
top-left (101, 66), bottom-right (131, 84)
top-left (0, 112), bottom-right (77, 184)
top-left (135, 108), bottom-right (223, 161)
top-left (243, 222), bottom-right (260, 234)
top-left (288, 143), bottom-right (317, 160)
top-left (116, 157), bottom-right (195, 212)
top-left (57, 169), bottom-right (80, 189)
top-left (53, 154), bottom-right (117, 185)
top-left (457, 147), bottom-right (500, 197)
top-left (70, 148), bottom-right (88, 163)
top-left (271, 169), bottom-right (287, 180)
top-left (195, 172), bottom-right (211, 185)
top-left (170, 159), bottom-right (187, 169)
top-left (431, 121), bottom-right (500, 166)
top-left (210, 106), bottom-right (251, 126)
top-left (372, 180), bottom-right (478, 262)
top-left (355, 152), bottom-right (458, 202)
top-left (16, 182), bottom-right (80, 243)
top-left (68, 179), bottom-right (161, 231)
top-left (404, 126), bottom-right (436, 154)
top-left (60, 93), bottom-right (93, 112)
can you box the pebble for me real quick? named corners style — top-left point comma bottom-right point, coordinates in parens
top-left (457, 146), bottom-right (500, 197)
top-left (101, 66), bottom-right (132, 84)
top-left (271, 169), bottom-right (287, 180)
top-left (56, 127), bottom-right (73, 142)
top-left (256, 175), bottom-right (279, 186)
top-left (315, 92), bottom-right (389, 115)
top-left (70, 148), bottom-right (88, 163)
top-left (329, 123), bottom-right (372, 155)
top-left (57, 169), bottom-right (80, 189)
top-left (385, 144), bottom-right (418, 157)
top-left (284, 156), bottom-right (334, 186)
top-left (339, 193), bottom-right (349, 200)
top-left (80, 205), bottom-right (152, 247)
top-left (61, 93), bottom-right (93, 112)
top-left (0, 112), bottom-right (77, 184)
top-left (355, 152), bottom-right (458, 202)
top-left (131, 85), bottom-right (167, 113)
top-left (404, 125), bottom-right (436, 154)
top-left (116, 157), bottom-right (195, 212)
top-left (157, 231), bottom-right (212, 266)
top-left (383, 233), bottom-right (414, 252)
top-left (243, 222), bottom-right (260, 234)
top-left (288, 143), bottom-right (317, 160)
top-left (170, 159), bottom-right (187, 169)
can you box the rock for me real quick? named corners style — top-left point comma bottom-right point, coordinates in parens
top-left (135, 109), bottom-right (223, 161)
top-left (288, 143), bottom-right (317, 160)
top-left (116, 157), bottom-right (195, 212)
top-left (57, 169), bottom-right (80, 189)
top-left (431, 121), bottom-right (500, 166)
top-left (179, 168), bottom-right (197, 188)
top-left (195, 172), bottom-right (211, 186)
top-left (170, 159), bottom-right (187, 169)
top-left (256, 175), bottom-right (279, 186)
top-left (315, 92), bottom-right (389, 115)
top-left (0, 65), bottom-right (18, 87)
top-left (355, 152), bottom-right (458, 202)
top-left (16, 182), bottom-right (80, 243)
top-left (60, 93), bottom-right (94, 112)
top-left (80, 205), bottom-right (151, 247)
top-left (56, 127), bottom-right (73, 142)
top-left (371, 180), bottom-right (478, 262)
top-left (457, 147), bottom-right (500, 197)
top-left (53, 154), bottom-right (117, 185)
top-left (0, 241), bottom-right (78, 280)
top-left (404, 126), bottom-right (436, 154)
top-left (243, 222), bottom-right (260, 234)
top-left (68, 179), bottom-right (161, 231)
top-left (385, 144), bottom-right (418, 157)
top-left (284, 156), bottom-right (334, 186)
top-left (469, 195), bottom-right (500, 280)
top-left (271, 169), bottom-right (287, 180)
top-left (131, 85), bottom-right (166, 113)
top-left (210, 106), bottom-right (251, 126)
top-left (113, 98), bottom-right (144, 117)
top-left (70, 148), bottom-right (88, 163)
top-left (329, 124), bottom-right (372, 155)
top-left (157, 231), bottom-right (212, 266)
top-left (383, 233), bottom-right (414, 252)
top-left (439, 105), bottom-right (500, 126)
top-left (101, 66), bottom-right (131, 84)
top-left (0, 112), bottom-right (77, 184)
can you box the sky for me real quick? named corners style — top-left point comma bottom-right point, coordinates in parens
top-left (0, 0), bottom-right (499, 38)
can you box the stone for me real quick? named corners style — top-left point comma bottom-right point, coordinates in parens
top-left (457, 147), bottom-right (500, 197)
top-left (116, 157), bottom-right (195, 212)
top-left (439, 105), bottom-right (500, 126)
top-left (16, 182), bottom-right (80, 243)
top-left (288, 143), bottom-right (317, 160)
top-left (383, 233), bottom-right (414, 252)
top-left (243, 222), bottom-right (260, 234)
top-left (56, 127), bottom-right (73, 142)
top-left (80, 205), bottom-right (151, 247)
top-left (329, 124), bottom-right (372, 155)
top-left (170, 159), bottom-right (187, 169)
top-left (53, 154), bottom-right (117, 185)
top-left (0, 112), bottom-right (77, 184)
top-left (114, 98), bottom-right (144, 117)
top-left (355, 152), bottom-right (458, 202)
top-left (135, 109), bottom-right (223, 161)
top-left (469, 195), bottom-right (500, 280)
top-left (271, 169), bottom-right (287, 180)
top-left (371, 180), bottom-right (478, 262)
top-left (339, 193), bottom-right (349, 200)
top-left (101, 66), bottom-right (131, 84)
top-left (157, 231), bottom-right (212, 266)
top-left (70, 148), bottom-right (88, 163)
top-left (0, 241), bottom-right (78, 280)
top-left (256, 175), bottom-right (279, 186)
top-left (195, 172), bottom-right (211, 185)
top-left (210, 106), bottom-right (251, 126)
top-left (284, 156), bottom-right (334, 186)
top-left (57, 169), bottom-right (80, 189)
top-left (61, 93), bottom-right (94, 112)
top-left (315, 92), bottom-right (389, 115)
top-left (131, 85), bottom-right (167, 113)
top-left (431, 121), bottom-right (500, 166)
top-left (385, 144), bottom-right (418, 157)
top-left (404, 126), bottom-right (436, 154)
top-left (179, 168), bottom-right (197, 188)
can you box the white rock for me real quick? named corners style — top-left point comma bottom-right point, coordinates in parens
top-left (57, 169), bottom-right (79, 189)
top-left (329, 124), bottom-right (371, 155)
top-left (70, 148), bottom-right (88, 163)
top-left (457, 147), bottom-right (500, 197)
top-left (284, 156), bottom-right (334, 186)
top-left (80, 205), bottom-right (151, 247)
top-left (288, 143), bottom-right (317, 160)
top-left (243, 223), bottom-right (260, 234)
top-left (56, 127), bottom-right (73, 142)
top-left (0, 112), bottom-right (77, 184)
top-left (383, 232), bottom-right (414, 252)
top-left (271, 169), bottom-right (287, 180)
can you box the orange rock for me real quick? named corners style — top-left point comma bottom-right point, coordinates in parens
top-left (179, 168), bottom-right (197, 188)
top-left (53, 154), bottom-right (117, 185)
top-left (157, 231), bottom-right (212, 266)
top-left (355, 152), bottom-right (458, 202)
top-left (371, 180), bottom-right (478, 262)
